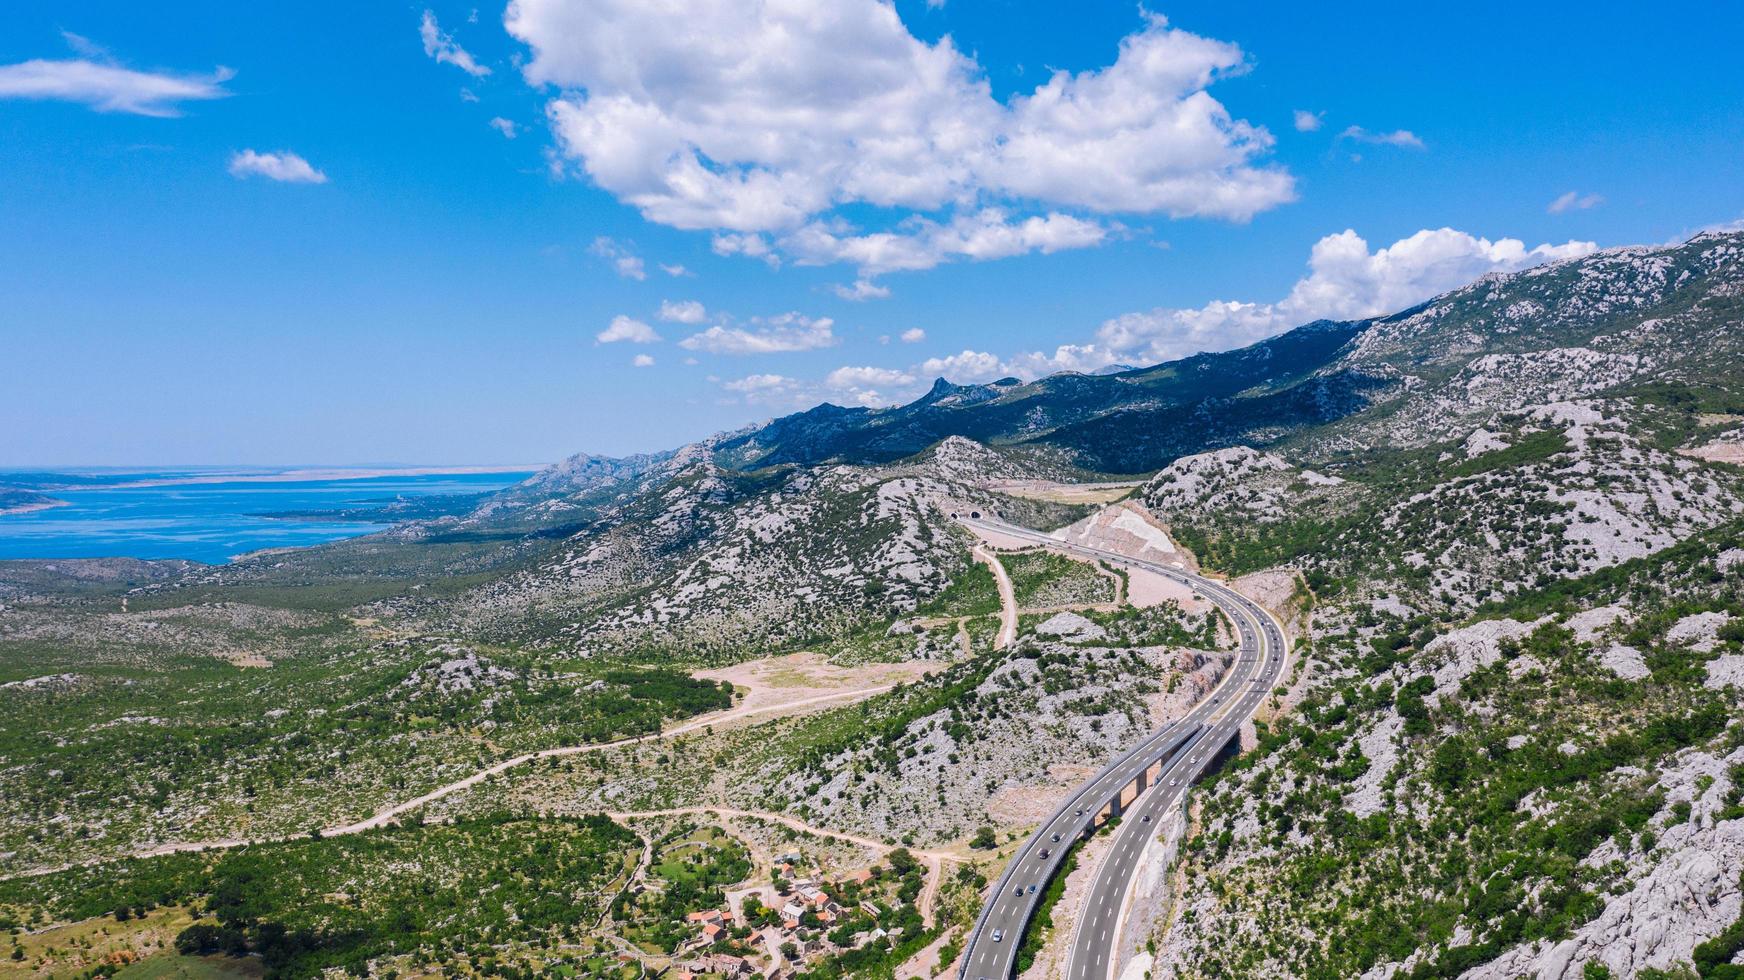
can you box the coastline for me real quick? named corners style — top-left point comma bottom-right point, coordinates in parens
top-left (45, 464), bottom-right (543, 492)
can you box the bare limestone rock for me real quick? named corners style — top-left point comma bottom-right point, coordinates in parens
top-left (1667, 611), bottom-right (1733, 653)
top-left (1421, 617), bottom-right (1548, 699)
top-left (1706, 655), bottom-right (1744, 690)
top-left (1036, 611), bottom-right (1107, 642)
top-left (1343, 714), bottom-right (1404, 818)
top-left (1567, 603), bottom-right (1631, 644)
top-left (1596, 644), bottom-right (1651, 681)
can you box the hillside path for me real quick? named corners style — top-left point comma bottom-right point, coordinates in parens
top-left (329, 683), bottom-right (899, 834)
top-left (975, 545), bottom-right (1018, 649)
top-left (6, 680), bottom-right (899, 879)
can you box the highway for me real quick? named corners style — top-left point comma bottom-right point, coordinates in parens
top-left (955, 517), bottom-right (1291, 980)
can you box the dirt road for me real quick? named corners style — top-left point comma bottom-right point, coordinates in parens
top-left (975, 546), bottom-right (1018, 649)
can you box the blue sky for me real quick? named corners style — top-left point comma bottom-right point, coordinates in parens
top-left (3, 1), bottom-right (1741, 466)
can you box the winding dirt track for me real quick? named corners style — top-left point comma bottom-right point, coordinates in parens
top-left (329, 683), bottom-right (898, 835)
top-left (6, 680), bottom-right (900, 879)
top-left (975, 545), bottom-right (1019, 649)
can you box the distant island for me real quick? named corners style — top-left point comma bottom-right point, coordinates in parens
top-left (0, 488), bottom-right (67, 516)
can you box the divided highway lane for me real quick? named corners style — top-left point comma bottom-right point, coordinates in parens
top-left (956, 518), bottom-right (1289, 980)
top-left (958, 723), bottom-right (1202, 980)
top-left (1066, 598), bottom-right (1286, 980)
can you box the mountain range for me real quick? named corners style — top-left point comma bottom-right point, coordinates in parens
top-left (3, 230), bottom-right (1743, 980)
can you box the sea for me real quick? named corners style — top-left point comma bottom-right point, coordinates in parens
top-left (0, 470), bottom-right (533, 565)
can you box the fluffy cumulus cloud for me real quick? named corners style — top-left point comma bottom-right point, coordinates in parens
top-left (723, 373), bottom-right (795, 393)
top-left (421, 10), bottom-right (490, 76)
top-left (915, 344), bottom-right (1125, 384)
top-left (228, 150), bottom-right (328, 184)
top-left (714, 226), bottom-right (1603, 403)
top-left (507, 2), bottom-right (1292, 272)
top-left (657, 299), bottom-right (708, 324)
top-left (1293, 109), bottom-right (1323, 132)
top-left (489, 116), bottom-right (518, 138)
top-left (596, 315), bottom-right (660, 344)
top-left (719, 372), bottom-right (814, 406)
top-left (0, 57), bottom-right (231, 116)
top-left (822, 365), bottom-right (917, 406)
top-left (826, 365), bottom-right (914, 388)
top-left (719, 364), bottom-right (916, 408)
top-left (1093, 227), bottom-right (1598, 363)
top-left (632, 353), bottom-right (655, 367)
top-left (786, 208), bottom-right (1108, 276)
top-left (680, 313), bottom-right (837, 354)
top-left (918, 349), bottom-right (1007, 383)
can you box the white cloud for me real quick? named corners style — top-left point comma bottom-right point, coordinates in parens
top-left (918, 349), bottom-right (1008, 384)
top-left (588, 236), bottom-right (646, 280)
top-left (420, 10), bottom-right (490, 77)
top-left (509, 3), bottom-right (1292, 270)
top-left (721, 373), bottom-right (805, 405)
top-left (489, 116), bottom-right (518, 138)
top-left (722, 365), bottom-right (918, 408)
top-left (986, 16), bottom-right (1290, 219)
top-left (1094, 300), bottom-right (1295, 366)
top-left (460, 87), bottom-right (480, 103)
top-left (723, 374), bottom-right (793, 391)
top-left (711, 233), bottom-right (780, 267)
top-left (657, 299), bottom-right (707, 324)
top-left (915, 344), bottom-right (1126, 384)
top-left (1279, 228), bottom-right (1595, 321)
top-left (1548, 190), bottom-right (1603, 214)
top-left (900, 327), bottom-right (926, 343)
top-left (680, 312), bottom-right (837, 354)
top-left (0, 58), bottom-right (231, 117)
top-left (816, 364), bottom-right (913, 406)
top-left (1094, 227), bottom-right (1598, 363)
top-left (227, 149), bottom-right (328, 184)
top-left (632, 353), bottom-right (655, 367)
top-left (826, 365), bottom-right (915, 389)
top-left (1004, 344), bottom-right (1128, 377)
top-left (833, 279), bottom-right (891, 301)
top-left (596, 315), bottom-right (660, 344)
top-left (1293, 109), bottom-right (1323, 132)
top-left (1689, 216), bottom-right (1744, 238)
top-left (660, 263), bottom-right (691, 277)
top-left (785, 208), bottom-right (1108, 276)
top-left (1338, 125), bottom-right (1425, 149)
top-left (703, 226), bottom-right (1604, 411)
top-left (59, 32), bottom-right (109, 60)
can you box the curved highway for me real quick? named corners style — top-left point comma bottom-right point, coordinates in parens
top-left (956, 517), bottom-right (1290, 980)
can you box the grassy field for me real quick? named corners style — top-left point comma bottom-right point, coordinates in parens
top-left (114, 952), bottom-right (263, 979)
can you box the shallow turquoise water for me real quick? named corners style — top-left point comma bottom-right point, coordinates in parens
top-left (0, 471), bottom-right (530, 564)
